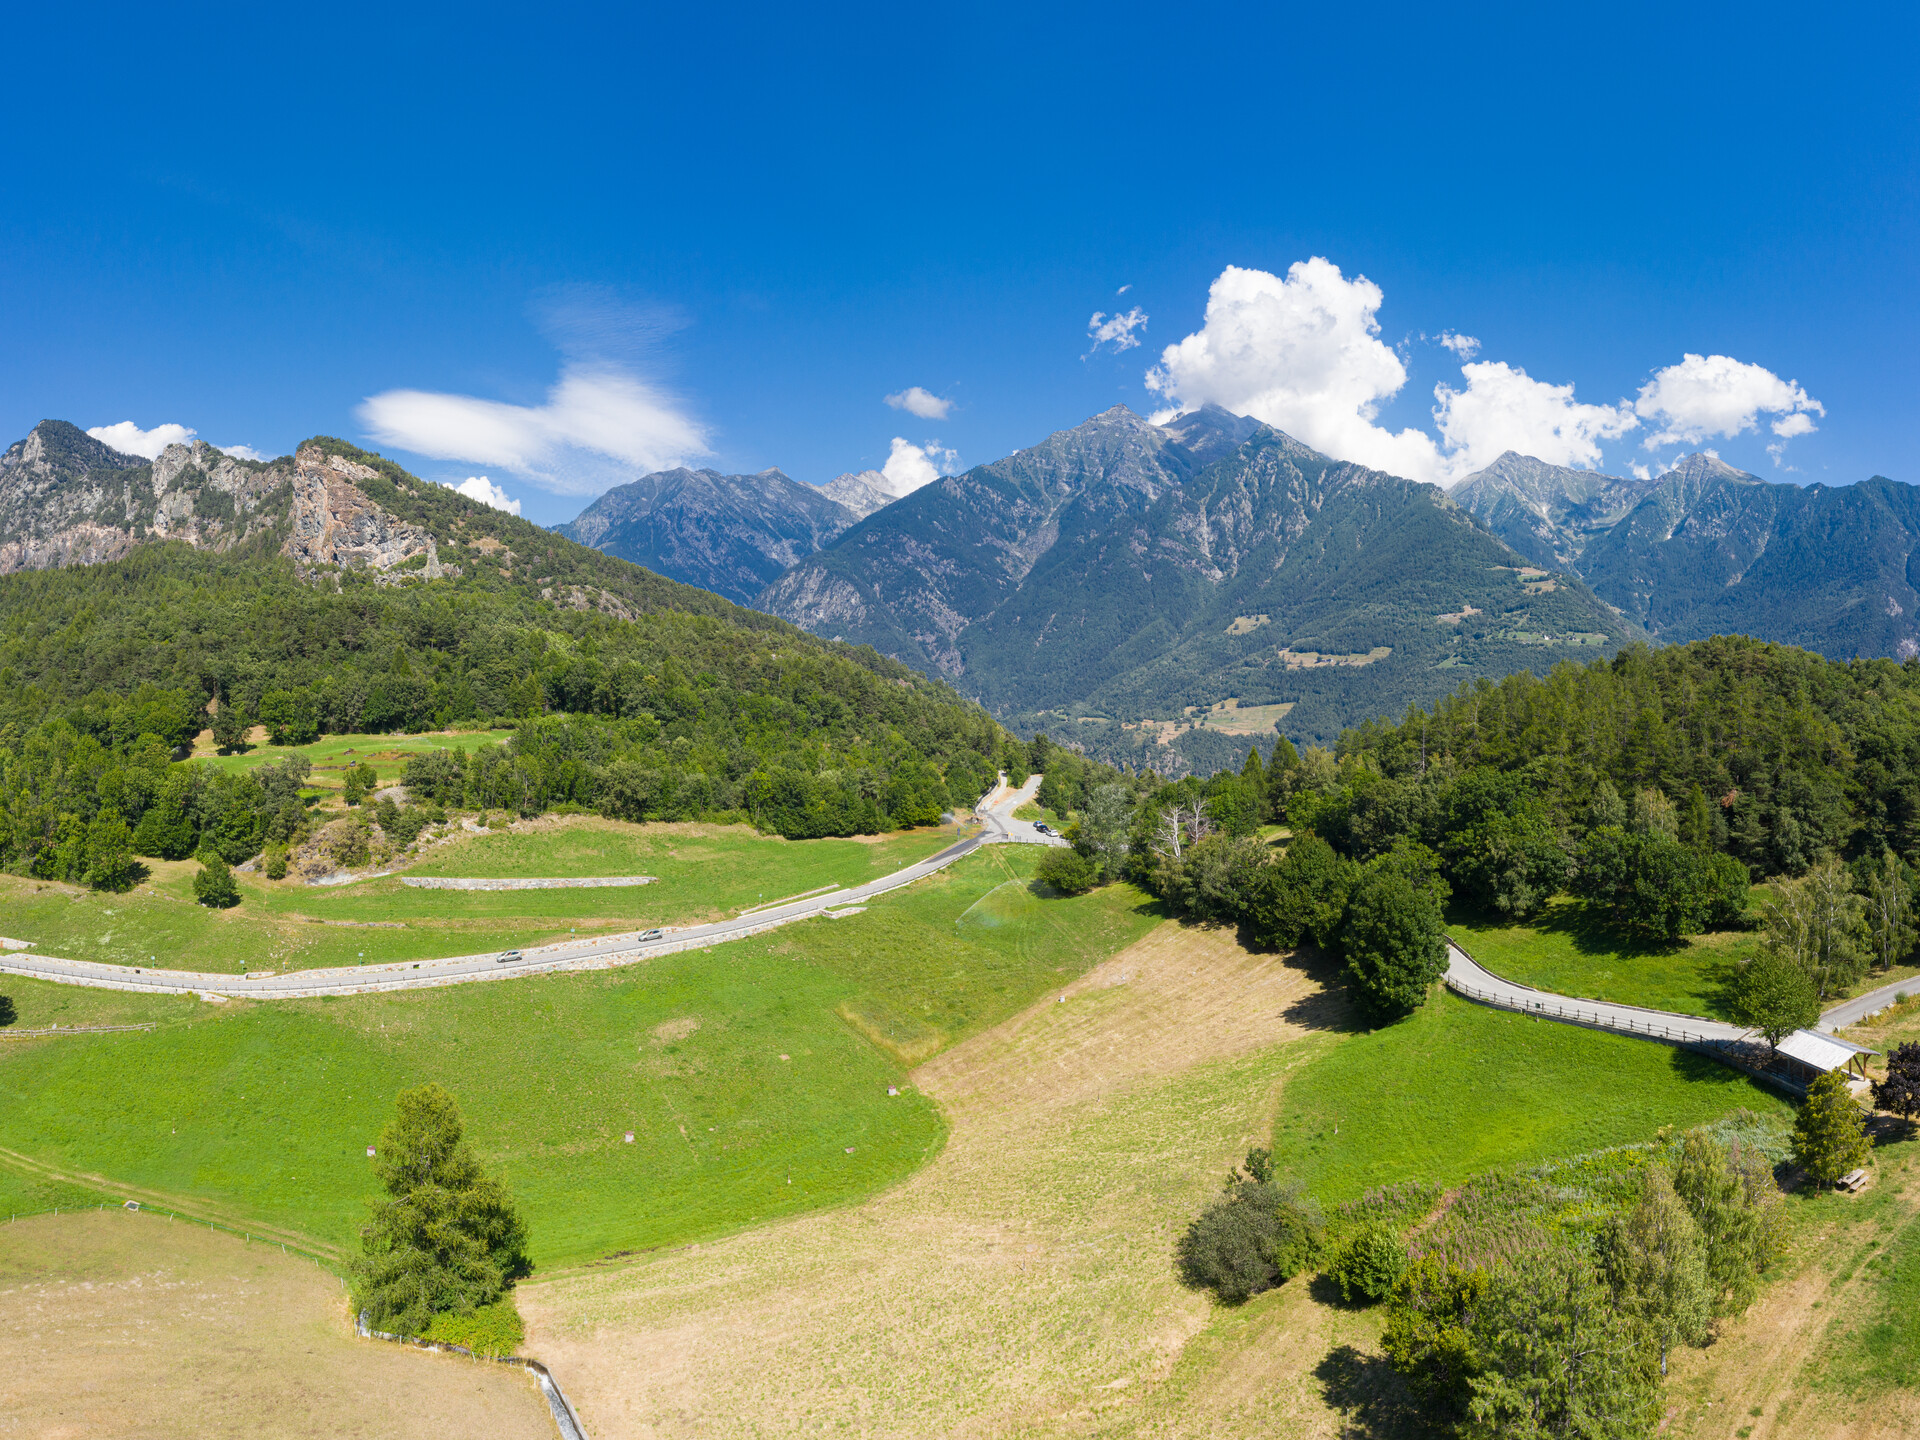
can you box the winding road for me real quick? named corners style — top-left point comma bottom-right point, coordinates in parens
top-left (0, 776), bottom-right (1052, 1001)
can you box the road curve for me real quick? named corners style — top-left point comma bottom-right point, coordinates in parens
top-left (0, 775), bottom-right (1050, 1001)
top-left (1444, 944), bottom-right (1752, 1044)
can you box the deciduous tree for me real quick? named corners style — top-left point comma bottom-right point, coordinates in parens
top-left (1341, 869), bottom-right (1448, 1015)
top-left (1600, 1164), bottom-right (1711, 1374)
top-left (1873, 1041), bottom-right (1920, 1130)
top-left (1729, 948), bottom-right (1821, 1049)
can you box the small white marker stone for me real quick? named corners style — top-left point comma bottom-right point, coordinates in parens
top-left (625, 1132), bottom-right (635, 1143)
top-left (367, 1147), bottom-right (376, 1157)
top-left (888, 1087), bottom-right (899, 1096)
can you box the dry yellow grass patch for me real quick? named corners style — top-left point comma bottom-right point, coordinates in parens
top-left (0, 1208), bottom-right (553, 1439)
top-left (518, 921), bottom-right (1340, 1439)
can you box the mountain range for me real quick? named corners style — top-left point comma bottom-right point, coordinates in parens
top-left (754, 405), bottom-right (1636, 767)
top-left (550, 463), bottom-right (920, 605)
top-left (1453, 449), bottom-right (1920, 661)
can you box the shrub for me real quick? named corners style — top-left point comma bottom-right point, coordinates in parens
top-left (263, 845), bottom-right (289, 881)
top-left (192, 854), bottom-right (241, 908)
top-left (1874, 1041), bottom-right (1920, 1126)
top-left (1176, 1177), bottom-right (1324, 1303)
top-left (1034, 846), bottom-right (1098, 895)
top-left (421, 1295), bottom-right (525, 1357)
top-left (0, 995), bottom-right (15, 1027)
top-left (1329, 1223), bottom-right (1408, 1304)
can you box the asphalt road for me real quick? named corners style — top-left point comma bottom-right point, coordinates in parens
top-left (0, 775), bottom-right (1048, 1001)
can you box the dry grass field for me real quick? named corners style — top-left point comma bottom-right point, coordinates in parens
top-left (517, 920), bottom-right (1354, 1439)
top-left (0, 1207), bottom-right (554, 1439)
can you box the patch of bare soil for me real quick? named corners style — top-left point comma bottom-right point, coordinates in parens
top-left (518, 920), bottom-right (1343, 1439)
top-left (0, 1208), bottom-right (553, 1439)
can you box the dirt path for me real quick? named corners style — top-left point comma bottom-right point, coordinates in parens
top-left (0, 1207), bottom-right (553, 1439)
top-left (518, 920), bottom-right (1339, 1439)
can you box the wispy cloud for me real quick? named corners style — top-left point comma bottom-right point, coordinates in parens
top-left (1437, 331), bottom-right (1480, 358)
top-left (885, 386), bottom-right (953, 420)
top-left (358, 287), bottom-right (710, 496)
top-left (1086, 306), bottom-right (1148, 354)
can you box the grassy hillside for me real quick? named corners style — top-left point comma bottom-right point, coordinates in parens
top-left (0, 845), bottom-right (1161, 1267)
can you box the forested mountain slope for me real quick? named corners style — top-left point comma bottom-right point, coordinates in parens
top-left (554, 466), bottom-right (859, 605)
top-left (760, 406), bottom-right (1635, 766)
top-left (0, 424), bottom-right (1015, 878)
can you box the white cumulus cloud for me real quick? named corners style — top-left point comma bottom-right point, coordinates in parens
top-left (446, 475), bottom-right (521, 515)
top-left (87, 420), bottom-right (198, 459)
top-left (880, 437), bottom-right (957, 497)
top-left (1087, 306), bottom-right (1148, 354)
top-left (1633, 353), bottom-right (1824, 449)
top-left (884, 386), bottom-right (953, 421)
top-left (1433, 361), bottom-right (1638, 473)
top-left (217, 443), bottom-right (268, 462)
top-left (358, 363), bottom-right (710, 497)
top-left (1146, 260), bottom-right (1447, 481)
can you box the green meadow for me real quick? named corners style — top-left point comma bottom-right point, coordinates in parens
top-left (1278, 988), bottom-right (1792, 1202)
top-left (192, 729), bottom-right (517, 794)
top-left (0, 845), bottom-right (1161, 1267)
top-left (0, 818), bottom-right (964, 975)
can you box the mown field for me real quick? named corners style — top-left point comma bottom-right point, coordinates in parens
top-left (0, 843), bottom-right (1161, 1267)
top-left (0, 816), bottom-right (963, 975)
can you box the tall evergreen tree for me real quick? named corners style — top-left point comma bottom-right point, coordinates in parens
top-left (1793, 1071), bottom-right (1871, 1187)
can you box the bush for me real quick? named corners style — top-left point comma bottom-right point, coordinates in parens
top-left (1328, 1223), bottom-right (1407, 1304)
top-left (1176, 1177), bottom-right (1324, 1303)
top-left (0, 995), bottom-right (15, 1027)
top-left (1034, 846), bottom-right (1098, 895)
top-left (192, 854), bottom-right (241, 908)
top-left (421, 1295), bottom-right (525, 1356)
top-left (263, 845), bottom-right (289, 881)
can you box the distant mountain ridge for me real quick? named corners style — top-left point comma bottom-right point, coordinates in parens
top-left (759, 405), bottom-right (1637, 766)
top-left (554, 466), bottom-right (859, 605)
top-left (1453, 449), bottom-right (1920, 660)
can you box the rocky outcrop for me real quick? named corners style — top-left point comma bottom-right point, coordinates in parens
top-left (0, 421), bottom-right (290, 575)
top-left (284, 445), bottom-right (443, 577)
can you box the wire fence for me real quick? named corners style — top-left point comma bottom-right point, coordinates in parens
top-left (3, 1197), bottom-right (342, 1269)
top-left (0, 1023), bottom-right (157, 1038)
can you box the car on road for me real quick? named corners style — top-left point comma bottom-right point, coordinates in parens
top-left (495, 949), bottom-right (523, 964)
top-left (638, 928), bottom-right (665, 942)
top-left (1033, 822), bottom-right (1052, 835)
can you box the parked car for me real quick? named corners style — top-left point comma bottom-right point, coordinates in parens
top-left (495, 949), bottom-right (523, 964)
top-left (1033, 822), bottom-right (1052, 835)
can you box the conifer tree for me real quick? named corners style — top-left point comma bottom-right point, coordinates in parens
top-left (1793, 1071), bottom-right (1871, 1187)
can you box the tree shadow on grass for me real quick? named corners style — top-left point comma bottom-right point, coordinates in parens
top-left (1314, 1344), bottom-right (1439, 1439)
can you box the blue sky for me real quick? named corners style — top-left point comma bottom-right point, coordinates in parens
top-left (5, 2), bottom-right (1914, 526)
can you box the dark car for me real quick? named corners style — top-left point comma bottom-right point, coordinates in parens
top-left (1033, 822), bottom-right (1052, 835)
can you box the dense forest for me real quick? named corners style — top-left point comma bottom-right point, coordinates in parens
top-left (0, 451), bottom-right (1022, 880)
top-left (1027, 637), bottom-right (1920, 1019)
